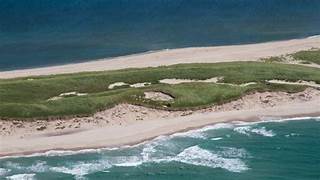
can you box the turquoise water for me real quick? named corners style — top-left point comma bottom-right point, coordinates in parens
top-left (1, 117), bottom-right (319, 180)
top-left (1, 0), bottom-right (320, 70)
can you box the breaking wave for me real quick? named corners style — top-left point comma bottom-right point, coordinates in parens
top-left (43, 143), bottom-right (249, 179)
top-left (174, 145), bottom-right (249, 173)
top-left (51, 160), bottom-right (112, 179)
top-left (234, 126), bottom-right (276, 137)
top-left (0, 168), bottom-right (10, 176)
top-left (6, 173), bottom-right (36, 180)
top-left (211, 137), bottom-right (223, 141)
top-left (171, 123), bottom-right (234, 139)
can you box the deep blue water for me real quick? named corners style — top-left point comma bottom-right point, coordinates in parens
top-left (0, 117), bottom-right (320, 180)
top-left (0, 0), bottom-right (320, 70)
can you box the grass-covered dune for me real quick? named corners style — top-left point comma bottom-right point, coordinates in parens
top-left (291, 49), bottom-right (320, 65)
top-left (0, 62), bottom-right (319, 119)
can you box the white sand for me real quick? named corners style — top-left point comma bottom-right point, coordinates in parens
top-left (47, 92), bottom-right (88, 101)
top-left (267, 80), bottom-right (320, 89)
top-left (130, 82), bottom-right (151, 88)
top-left (159, 77), bottom-right (257, 87)
top-left (108, 82), bottom-right (128, 89)
top-left (144, 91), bottom-right (174, 101)
top-left (1, 36), bottom-right (320, 79)
top-left (159, 77), bottom-right (222, 84)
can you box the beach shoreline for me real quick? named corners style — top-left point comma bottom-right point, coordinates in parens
top-left (1, 114), bottom-right (320, 159)
top-left (1, 36), bottom-right (320, 79)
top-left (1, 89), bottom-right (319, 158)
top-left (1, 110), bottom-right (319, 158)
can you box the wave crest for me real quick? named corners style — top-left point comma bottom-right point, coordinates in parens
top-left (6, 174), bottom-right (35, 180)
top-left (234, 126), bottom-right (275, 137)
top-left (174, 145), bottom-right (249, 173)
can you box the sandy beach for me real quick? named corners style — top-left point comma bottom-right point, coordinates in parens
top-left (0, 36), bottom-right (320, 79)
top-left (1, 88), bottom-right (320, 157)
top-left (1, 37), bottom-right (320, 157)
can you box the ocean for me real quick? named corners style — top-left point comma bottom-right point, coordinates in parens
top-left (0, 117), bottom-right (319, 180)
top-left (1, 0), bottom-right (320, 70)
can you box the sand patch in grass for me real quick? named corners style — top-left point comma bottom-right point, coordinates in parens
top-left (267, 80), bottom-right (320, 89)
top-left (130, 82), bottom-right (151, 88)
top-left (159, 77), bottom-right (223, 85)
top-left (108, 82), bottom-right (129, 89)
top-left (159, 77), bottom-right (256, 87)
top-left (108, 82), bottom-right (151, 89)
top-left (47, 92), bottom-right (88, 101)
top-left (144, 91), bottom-right (174, 101)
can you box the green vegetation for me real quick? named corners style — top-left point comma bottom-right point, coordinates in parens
top-left (0, 62), bottom-right (319, 119)
top-left (291, 49), bottom-right (320, 65)
top-left (261, 56), bottom-right (285, 63)
top-left (260, 49), bottom-right (320, 65)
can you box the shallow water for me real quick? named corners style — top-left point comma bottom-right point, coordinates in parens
top-left (1, 117), bottom-right (319, 180)
top-left (0, 0), bottom-right (320, 70)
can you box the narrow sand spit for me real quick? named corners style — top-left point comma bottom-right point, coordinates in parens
top-left (1, 88), bottom-right (319, 156)
top-left (1, 36), bottom-right (320, 79)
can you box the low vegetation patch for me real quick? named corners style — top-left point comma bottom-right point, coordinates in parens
top-left (261, 49), bottom-right (320, 65)
top-left (261, 56), bottom-right (286, 63)
top-left (291, 49), bottom-right (320, 65)
top-left (0, 62), bottom-right (319, 119)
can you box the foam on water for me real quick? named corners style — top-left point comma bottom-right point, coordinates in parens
top-left (233, 126), bottom-right (251, 136)
top-left (4, 162), bottom-right (22, 170)
top-left (6, 173), bottom-right (36, 180)
top-left (218, 147), bottom-right (249, 158)
top-left (171, 123), bottom-right (234, 139)
top-left (0, 139), bottom-right (251, 178)
top-left (0, 147), bottom-right (121, 160)
top-left (115, 136), bottom-right (171, 167)
top-left (3, 161), bottom-right (49, 174)
top-left (251, 127), bottom-right (275, 137)
top-left (174, 145), bottom-right (249, 173)
top-left (234, 116), bottom-right (320, 126)
top-left (28, 161), bottom-right (49, 173)
top-left (0, 168), bottom-right (10, 176)
top-left (51, 160), bottom-right (112, 179)
top-left (114, 161), bottom-right (143, 167)
top-left (114, 145), bottom-right (249, 173)
top-left (234, 126), bottom-right (275, 137)
top-left (259, 116), bottom-right (320, 123)
top-left (211, 137), bottom-right (223, 141)
top-left (141, 143), bottom-right (157, 161)
top-left (285, 133), bottom-right (300, 138)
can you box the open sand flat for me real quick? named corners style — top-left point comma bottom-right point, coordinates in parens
top-left (1, 88), bottom-right (319, 157)
top-left (1, 36), bottom-right (320, 79)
